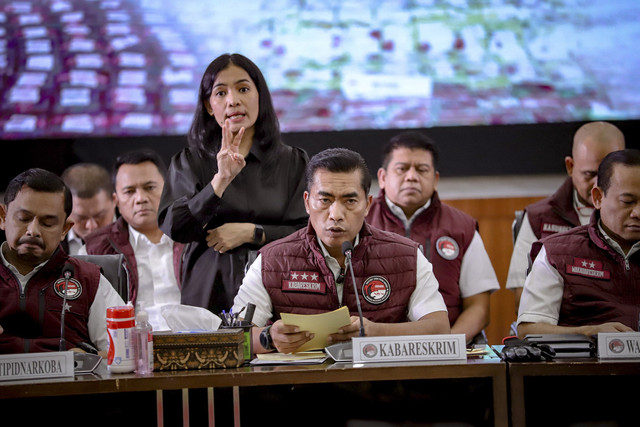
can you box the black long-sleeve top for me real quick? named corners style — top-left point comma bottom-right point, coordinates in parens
top-left (158, 141), bottom-right (309, 314)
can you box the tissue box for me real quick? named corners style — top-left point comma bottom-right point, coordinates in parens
top-left (153, 329), bottom-right (244, 371)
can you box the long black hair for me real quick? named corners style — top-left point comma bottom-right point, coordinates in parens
top-left (188, 53), bottom-right (281, 154)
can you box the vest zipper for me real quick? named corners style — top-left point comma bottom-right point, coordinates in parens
top-left (18, 274), bottom-right (27, 311)
top-left (624, 259), bottom-right (630, 271)
top-left (39, 287), bottom-right (48, 327)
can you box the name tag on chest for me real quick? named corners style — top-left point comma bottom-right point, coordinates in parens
top-left (282, 271), bottom-right (326, 294)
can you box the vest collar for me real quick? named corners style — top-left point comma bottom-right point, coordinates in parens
top-left (549, 177), bottom-right (581, 226)
top-left (590, 211), bottom-right (640, 259)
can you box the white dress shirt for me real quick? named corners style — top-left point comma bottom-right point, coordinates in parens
top-left (65, 228), bottom-right (84, 256)
top-left (127, 225), bottom-right (181, 331)
top-left (517, 222), bottom-right (640, 327)
top-left (231, 234), bottom-right (447, 328)
top-left (0, 243), bottom-right (125, 352)
top-left (506, 190), bottom-right (593, 290)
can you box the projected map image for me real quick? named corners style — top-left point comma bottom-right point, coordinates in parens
top-left (1, 0), bottom-right (639, 139)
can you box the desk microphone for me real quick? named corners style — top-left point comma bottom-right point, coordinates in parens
top-left (59, 262), bottom-right (74, 351)
top-left (342, 241), bottom-right (365, 337)
top-left (324, 242), bottom-right (365, 362)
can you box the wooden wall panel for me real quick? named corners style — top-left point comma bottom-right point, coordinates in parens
top-left (443, 196), bottom-right (545, 345)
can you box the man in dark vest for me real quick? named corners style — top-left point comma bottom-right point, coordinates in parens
top-left (507, 122), bottom-right (625, 309)
top-left (366, 131), bottom-right (499, 345)
top-left (81, 149), bottom-right (185, 332)
top-left (232, 148), bottom-right (449, 354)
top-left (517, 149), bottom-right (640, 337)
top-left (0, 168), bottom-right (124, 354)
top-left (61, 163), bottom-right (117, 255)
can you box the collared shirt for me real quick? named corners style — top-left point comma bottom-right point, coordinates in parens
top-left (384, 196), bottom-right (499, 298)
top-left (517, 223), bottom-right (640, 326)
top-left (0, 242), bottom-right (124, 351)
top-left (385, 195), bottom-right (431, 231)
top-left (127, 225), bottom-right (181, 331)
top-left (66, 229), bottom-right (84, 256)
top-left (506, 189), bottom-right (591, 290)
top-left (231, 235), bottom-right (447, 328)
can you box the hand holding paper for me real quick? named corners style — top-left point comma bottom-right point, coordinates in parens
top-left (280, 306), bottom-right (351, 352)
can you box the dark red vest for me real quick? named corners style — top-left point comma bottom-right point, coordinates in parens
top-left (526, 177), bottom-right (580, 240)
top-left (260, 222), bottom-right (419, 323)
top-left (0, 248), bottom-right (101, 353)
top-left (84, 216), bottom-right (185, 304)
top-left (530, 213), bottom-right (640, 329)
top-left (366, 190), bottom-right (476, 325)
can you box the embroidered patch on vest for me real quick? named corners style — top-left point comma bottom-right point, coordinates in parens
top-left (541, 223), bottom-right (572, 234)
top-left (565, 258), bottom-right (611, 280)
top-left (435, 236), bottom-right (459, 260)
top-left (282, 271), bottom-right (326, 293)
top-left (53, 278), bottom-right (83, 300)
top-left (362, 275), bottom-right (391, 305)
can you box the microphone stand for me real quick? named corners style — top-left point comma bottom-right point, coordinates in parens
top-left (344, 247), bottom-right (365, 337)
top-left (59, 269), bottom-right (71, 351)
top-left (325, 241), bottom-right (365, 362)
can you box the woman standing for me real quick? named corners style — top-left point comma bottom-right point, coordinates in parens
top-left (158, 53), bottom-right (308, 314)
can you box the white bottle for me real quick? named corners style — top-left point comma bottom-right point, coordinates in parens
top-left (132, 310), bottom-right (154, 374)
top-left (106, 304), bottom-right (136, 373)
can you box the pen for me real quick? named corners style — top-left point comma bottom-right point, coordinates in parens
top-left (244, 303), bottom-right (256, 324)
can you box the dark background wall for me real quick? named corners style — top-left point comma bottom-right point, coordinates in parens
top-left (3, 119), bottom-right (639, 188)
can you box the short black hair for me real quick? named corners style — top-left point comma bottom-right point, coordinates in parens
top-left (4, 168), bottom-right (73, 218)
top-left (381, 131), bottom-right (440, 171)
top-left (598, 149), bottom-right (640, 195)
top-left (305, 148), bottom-right (371, 195)
top-left (62, 163), bottom-right (114, 198)
top-left (112, 148), bottom-right (167, 188)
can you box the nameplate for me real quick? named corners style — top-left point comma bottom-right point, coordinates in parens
top-left (352, 334), bottom-right (466, 363)
top-left (0, 351), bottom-right (75, 382)
top-left (597, 332), bottom-right (640, 359)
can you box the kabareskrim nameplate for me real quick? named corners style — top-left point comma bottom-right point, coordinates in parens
top-left (352, 334), bottom-right (466, 363)
top-left (0, 351), bottom-right (75, 381)
top-left (597, 332), bottom-right (640, 359)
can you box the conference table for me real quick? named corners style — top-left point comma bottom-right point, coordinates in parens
top-left (0, 348), bottom-right (507, 427)
top-left (3, 348), bottom-right (639, 426)
top-left (507, 357), bottom-right (640, 427)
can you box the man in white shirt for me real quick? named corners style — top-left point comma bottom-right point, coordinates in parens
top-left (517, 149), bottom-right (640, 337)
top-left (365, 131), bottom-right (499, 345)
top-left (80, 149), bottom-right (185, 331)
top-left (506, 122), bottom-right (625, 310)
top-left (61, 163), bottom-right (117, 255)
top-left (232, 148), bottom-right (449, 354)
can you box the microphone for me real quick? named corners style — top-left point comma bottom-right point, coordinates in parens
top-left (325, 241), bottom-right (366, 362)
top-left (59, 262), bottom-right (75, 351)
top-left (342, 241), bottom-right (365, 337)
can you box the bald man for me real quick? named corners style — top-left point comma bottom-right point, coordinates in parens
top-left (506, 122), bottom-right (625, 308)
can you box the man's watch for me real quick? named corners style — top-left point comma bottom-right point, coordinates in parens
top-left (259, 325), bottom-right (275, 351)
top-left (253, 225), bottom-right (265, 245)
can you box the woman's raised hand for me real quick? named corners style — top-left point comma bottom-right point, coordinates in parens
top-left (211, 120), bottom-right (246, 197)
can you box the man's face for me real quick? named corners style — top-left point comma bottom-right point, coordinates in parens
top-left (593, 164), bottom-right (640, 249)
top-left (114, 161), bottom-right (164, 234)
top-left (304, 168), bottom-right (372, 259)
top-left (69, 190), bottom-right (116, 239)
top-left (378, 147), bottom-right (439, 217)
top-left (567, 140), bottom-right (618, 206)
top-left (0, 186), bottom-right (72, 270)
